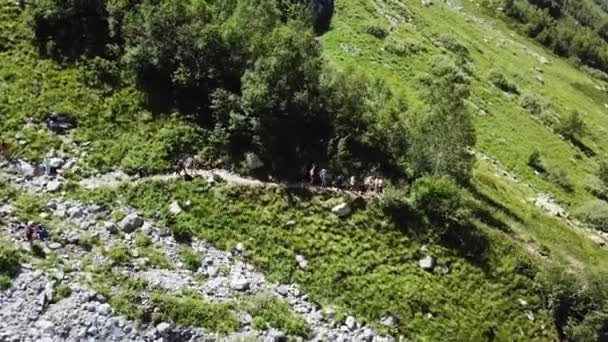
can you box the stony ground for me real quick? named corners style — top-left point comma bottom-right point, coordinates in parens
top-left (0, 142), bottom-right (397, 341)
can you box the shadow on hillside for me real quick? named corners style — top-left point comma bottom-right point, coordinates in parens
top-left (569, 137), bottom-right (596, 158)
top-left (469, 185), bottom-right (525, 227)
top-left (383, 204), bottom-right (492, 271)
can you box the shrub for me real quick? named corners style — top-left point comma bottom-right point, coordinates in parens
top-left (411, 175), bottom-right (469, 228)
top-left (179, 247), bottom-right (201, 272)
top-left (546, 167), bottom-right (574, 192)
top-left (0, 240), bottom-right (20, 288)
top-left (365, 23), bottom-right (389, 39)
top-left (538, 265), bottom-right (608, 341)
top-left (527, 149), bottom-right (545, 172)
top-left (246, 296), bottom-right (310, 337)
top-left (521, 93), bottom-right (545, 115)
top-left (556, 111), bottom-right (586, 142)
top-left (134, 233), bottom-right (152, 248)
top-left (597, 159), bottom-right (608, 186)
top-left (575, 200), bottom-right (608, 232)
top-left (586, 175), bottom-right (608, 201)
top-left (108, 244), bottom-right (131, 265)
top-left (151, 293), bottom-right (240, 334)
top-left (488, 70), bottom-right (520, 94)
top-left (53, 283), bottom-right (73, 303)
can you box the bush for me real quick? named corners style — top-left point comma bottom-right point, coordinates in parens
top-left (151, 293), bottom-right (240, 334)
top-left (527, 149), bottom-right (545, 172)
top-left (108, 244), bottom-right (131, 265)
top-left (546, 167), bottom-right (574, 192)
top-left (53, 283), bottom-right (73, 303)
top-left (521, 93), bottom-right (545, 115)
top-left (247, 296), bottom-right (310, 337)
top-left (597, 159), bottom-right (608, 186)
top-left (586, 175), bottom-right (608, 201)
top-left (538, 266), bottom-right (608, 341)
top-left (411, 175), bottom-right (469, 228)
top-left (575, 200), bottom-right (608, 232)
top-left (179, 247), bottom-right (201, 272)
top-left (0, 240), bottom-right (20, 288)
top-left (488, 70), bottom-right (520, 94)
top-left (556, 111), bottom-right (586, 142)
top-left (134, 233), bottom-right (152, 248)
top-left (365, 23), bottom-right (389, 39)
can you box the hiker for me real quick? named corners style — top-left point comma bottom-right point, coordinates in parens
top-left (309, 164), bottom-right (317, 185)
top-left (320, 168), bottom-right (329, 187)
top-left (333, 174), bottom-right (345, 188)
top-left (363, 176), bottom-right (374, 192)
top-left (374, 176), bottom-right (384, 193)
top-left (136, 166), bottom-right (147, 178)
top-left (37, 225), bottom-right (49, 241)
top-left (348, 175), bottom-right (357, 191)
top-left (25, 221), bottom-right (37, 241)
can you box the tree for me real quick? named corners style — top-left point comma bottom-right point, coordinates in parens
top-left (410, 54), bottom-right (476, 183)
top-left (557, 110), bottom-right (586, 142)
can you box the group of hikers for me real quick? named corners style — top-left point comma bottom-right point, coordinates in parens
top-left (308, 164), bottom-right (384, 193)
top-left (22, 221), bottom-right (50, 242)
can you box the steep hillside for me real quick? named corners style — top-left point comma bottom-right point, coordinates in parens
top-left (1, 0), bottom-right (608, 341)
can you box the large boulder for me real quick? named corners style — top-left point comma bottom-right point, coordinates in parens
top-left (419, 256), bottom-right (436, 271)
top-left (118, 213), bottom-right (144, 233)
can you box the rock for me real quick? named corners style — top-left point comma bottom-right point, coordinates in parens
top-left (0, 204), bottom-right (14, 216)
top-left (358, 328), bottom-right (376, 342)
top-left (285, 220), bottom-right (297, 227)
top-left (156, 322), bottom-right (171, 335)
top-left (538, 56), bottom-right (549, 64)
top-left (206, 266), bottom-right (219, 277)
top-left (87, 326), bottom-right (98, 336)
top-left (48, 157), bottom-right (64, 169)
top-left (67, 206), bottom-right (84, 219)
top-left (245, 152), bottom-right (264, 170)
top-left (345, 316), bottom-right (357, 330)
top-left (295, 254), bottom-right (308, 269)
top-left (104, 222), bottom-right (118, 234)
top-left (230, 278), bottom-right (251, 291)
top-left (518, 298), bottom-right (528, 306)
top-left (235, 243), bottom-right (246, 254)
top-left (331, 203), bottom-right (351, 217)
top-left (276, 285), bottom-right (290, 296)
top-left (168, 201), bottom-right (182, 216)
top-left (48, 242), bottom-right (62, 250)
top-left (239, 313), bottom-right (253, 326)
top-left (97, 303), bottom-right (112, 316)
top-left (535, 75), bottom-right (544, 84)
top-left (118, 213), bottom-right (144, 233)
top-left (422, 0), bottom-right (433, 6)
top-left (34, 320), bottom-right (55, 335)
top-left (419, 256), bottom-right (435, 271)
top-left (380, 314), bottom-right (399, 327)
top-left (323, 307), bottom-right (336, 320)
top-left (16, 160), bottom-right (37, 178)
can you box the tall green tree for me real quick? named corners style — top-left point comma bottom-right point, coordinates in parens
top-left (410, 54), bottom-right (476, 183)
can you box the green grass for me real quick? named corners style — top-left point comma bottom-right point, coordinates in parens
top-left (151, 293), bottom-right (241, 334)
top-left (179, 246), bottom-right (201, 272)
top-left (0, 239), bottom-right (20, 289)
top-left (245, 295), bottom-right (310, 337)
top-left (107, 243), bottom-right (131, 265)
top-left (74, 179), bottom-right (555, 340)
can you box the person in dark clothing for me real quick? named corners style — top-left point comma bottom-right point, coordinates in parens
top-left (136, 166), bottom-right (147, 178)
top-left (37, 226), bottom-right (49, 241)
top-left (25, 222), bottom-right (37, 241)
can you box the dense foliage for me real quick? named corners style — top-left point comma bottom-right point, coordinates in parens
top-left (30, 0), bottom-right (467, 180)
top-left (490, 0), bottom-right (608, 72)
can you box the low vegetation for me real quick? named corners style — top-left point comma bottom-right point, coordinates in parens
top-left (151, 293), bottom-right (240, 334)
top-left (245, 295), bottom-right (310, 337)
top-left (0, 240), bottom-right (20, 289)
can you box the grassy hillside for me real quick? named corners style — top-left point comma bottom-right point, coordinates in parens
top-left (1, 0), bottom-right (608, 340)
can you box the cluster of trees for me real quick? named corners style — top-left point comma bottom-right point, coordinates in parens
top-left (494, 0), bottom-right (608, 72)
top-left (31, 0), bottom-right (476, 182)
